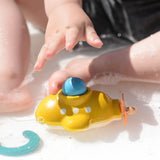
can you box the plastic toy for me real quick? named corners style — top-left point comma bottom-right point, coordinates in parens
top-left (35, 77), bottom-right (136, 132)
top-left (0, 130), bottom-right (40, 156)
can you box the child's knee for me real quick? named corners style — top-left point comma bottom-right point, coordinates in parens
top-left (0, 69), bottom-right (25, 91)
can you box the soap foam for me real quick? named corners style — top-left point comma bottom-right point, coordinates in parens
top-left (87, 71), bottom-right (160, 87)
top-left (87, 72), bottom-right (127, 86)
top-left (20, 70), bottom-right (35, 87)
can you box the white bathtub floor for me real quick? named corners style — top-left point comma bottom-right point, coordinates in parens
top-left (0, 24), bottom-right (160, 160)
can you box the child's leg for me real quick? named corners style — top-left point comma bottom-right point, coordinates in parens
top-left (16, 0), bottom-right (48, 30)
top-left (0, 0), bottom-right (31, 112)
top-left (48, 31), bottom-right (160, 94)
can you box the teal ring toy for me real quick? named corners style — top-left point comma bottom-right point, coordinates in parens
top-left (0, 130), bottom-right (40, 156)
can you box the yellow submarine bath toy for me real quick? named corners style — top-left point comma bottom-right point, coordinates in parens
top-left (35, 77), bottom-right (136, 132)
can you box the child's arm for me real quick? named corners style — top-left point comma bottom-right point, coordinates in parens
top-left (34, 0), bottom-right (103, 71)
top-left (91, 31), bottom-right (160, 82)
top-left (44, 0), bottom-right (82, 16)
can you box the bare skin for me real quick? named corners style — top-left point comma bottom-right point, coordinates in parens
top-left (0, 0), bottom-right (102, 113)
top-left (1, 0), bottom-right (160, 112)
top-left (0, 0), bottom-right (48, 113)
top-left (0, 0), bottom-right (32, 112)
top-left (48, 31), bottom-right (160, 94)
top-left (34, 0), bottom-right (103, 70)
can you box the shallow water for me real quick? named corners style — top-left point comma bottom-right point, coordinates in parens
top-left (0, 24), bottom-right (160, 160)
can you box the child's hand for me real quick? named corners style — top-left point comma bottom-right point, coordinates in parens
top-left (34, 3), bottom-right (103, 70)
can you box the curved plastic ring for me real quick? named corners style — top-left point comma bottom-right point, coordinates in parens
top-left (0, 130), bottom-right (40, 156)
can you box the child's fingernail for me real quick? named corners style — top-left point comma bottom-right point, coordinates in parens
top-left (66, 42), bottom-right (71, 47)
top-left (34, 62), bottom-right (41, 70)
top-left (66, 42), bottom-right (73, 50)
top-left (94, 39), bottom-right (102, 43)
top-left (90, 37), bottom-right (102, 43)
top-left (93, 39), bottom-right (103, 47)
top-left (34, 62), bottom-right (38, 68)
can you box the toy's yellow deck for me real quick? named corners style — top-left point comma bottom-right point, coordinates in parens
top-left (35, 88), bottom-right (122, 132)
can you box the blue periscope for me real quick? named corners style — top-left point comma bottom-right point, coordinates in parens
top-left (62, 77), bottom-right (87, 96)
top-left (0, 130), bottom-right (40, 156)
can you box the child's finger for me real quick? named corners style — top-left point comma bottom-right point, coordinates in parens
top-left (65, 27), bottom-right (80, 50)
top-left (85, 25), bottom-right (103, 48)
top-left (45, 34), bottom-right (65, 59)
top-left (34, 44), bottom-right (48, 71)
